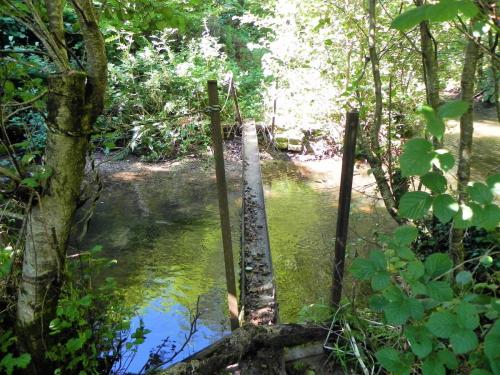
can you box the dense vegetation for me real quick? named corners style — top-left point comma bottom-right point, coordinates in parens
top-left (0, 0), bottom-right (499, 374)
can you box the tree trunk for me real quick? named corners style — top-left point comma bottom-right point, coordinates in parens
top-left (489, 32), bottom-right (500, 122)
top-left (16, 72), bottom-right (89, 370)
top-left (451, 34), bottom-right (481, 267)
top-left (363, 0), bottom-right (403, 224)
top-left (10, 1), bottom-right (107, 366)
top-left (415, 1), bottom-right (441, 112)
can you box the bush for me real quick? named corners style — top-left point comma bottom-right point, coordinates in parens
top-left (349, 100), bottom-right (500, 375)
top-left (98, 27), bottom-right (262, 160)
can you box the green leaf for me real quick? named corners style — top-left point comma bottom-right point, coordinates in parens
top-left (406, 260), bottom-right (425, 280)
top-left (422, 350), bottom-right (458, 375)
top-left (21, 178), bottom-right (39, 188)
top-left (421, 172), bottom-right (447, 194)
top-left (486, 173), bottom-right (500, 196)
top-left (4, 80), bottom-right (15, 95)
top-left (468, 182), bottom-right (494, 204)
top-left (422, 354), bottom-right (445, 375)
top-left (65, 336), bottom-right (85, 352)
top-left (426, 281), bottom-right (453, 301)
top-left (369, 250), bottom-right (387, 270)
top-left (432, 194), bottom-right (459, 223)
top-left (393, 225), bottom-right (419, 245)
top-left (372, 271), bottom-right (391, 291)
top-left (433, 150), bottom-right (455, 172)
top-left (15, 354), bottom-right (30, 369)
top-left (481, 204), bottom-right (500, 231)
top-left (351, 258), bottom-right (375, 280)
top-left (405, 325), bottom-right (433, 358)
top-left (470, 202), bottom-right (486, 228)
top-left (450, 328), bottom-right (478, 354)
top-left (426, 1), bottom-right (461, 22)
top-left (485, 320), bottom-right (500, 374)
top-left (418, 105), bottom-right (445, 139)
top-left (399, 191), bottom-right (433, 220)
top-left (458, 0), bottom-right (480, 18)
top-left (453, 204), bottom-right (474, 229)
top-left (437, 349), bottom-right (458, 370)
top-left (384, 301), bottom-right (410, 325)
top-left (410, 281), bottom-right (428, 296)
top-left (408, 297), bottom-right (425, 320)
top-left (383, 285), bottom-right (405, 300)
top-left (456, 302), bottom-right (479, 330)
top-left (438, 100), bottom-right (469, 118)
top-left (425, 253), bottom-right (453, 278)
top-left (470, 370), bottom-right (493, 375)
top-left (400, 139), bottom-right (434, 177)
top-left (375, 348), bottom-right (413, 375)
top-left (79, 295), bottom-right (92, 307)
top-left (369, 295), bottom-right (388, 312)
top-left (455, 271), bottom-right (473, 286)
top-left (391, 5), bottom-right (429, 31)
top-left (426, 311), bottom-right (458, 338)
top-left (395, 245), bottom-right (416, 261)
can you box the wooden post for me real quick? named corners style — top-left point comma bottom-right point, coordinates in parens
top-left (332, 110), bottom-right (359, 308)
top-left (207, 80), bottom-right (239, 330)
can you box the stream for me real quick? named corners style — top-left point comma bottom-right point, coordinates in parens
top-left (79, 108), bottom-right (499, 373)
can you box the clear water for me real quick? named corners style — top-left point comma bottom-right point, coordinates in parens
top-left (77, 156), bottom-right (411, 371)
top-left (79, 110), bottom-right (499, 372)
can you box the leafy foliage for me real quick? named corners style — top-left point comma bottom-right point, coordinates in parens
top-left (350, 96), bottom-right (499, 374)
top-left (397, 100), bottom-right (500, 232)
top-left (45, 246), bottom-right (150, 374)
top-left (351, 222), bottom-right (499, 374)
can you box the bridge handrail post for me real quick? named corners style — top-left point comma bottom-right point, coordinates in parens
top-left (332, 110), bottom-right (359, 308)
top-left (207, 80), bottom-right (240, 330)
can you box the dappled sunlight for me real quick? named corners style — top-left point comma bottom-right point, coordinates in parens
top-left (111, 171), bottom-right (142, 181)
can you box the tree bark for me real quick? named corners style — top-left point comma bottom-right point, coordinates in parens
top-left (12, 1), bottom-right (107, 368)
top-left (17, 71), bottom-right (89, 370)
top-left (415, 0), bottom-right (441, 112)
top-left (489, 32), bottom-right (500, 122)
top-left (451, 33), bottom-right (481, 267)
top-left (363, 0), bottom-right (403, 224)
top-left (70, 0), bottom-right (108, 124)
top-left (160, 324), bottom-right (326, 375)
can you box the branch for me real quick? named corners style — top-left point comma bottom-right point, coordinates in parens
top-left (2, 90), bottom-right (47, 112)
top-left (5, 0), bottom-right (70, 70)
top-left (140, 298), bottom-right (202, 374)
top-left (0, 49), bottom-right (51, 58)
top-left (454, 16), bottom-right (500, 62)
top-left (0, 166), bottom-right (21, 182)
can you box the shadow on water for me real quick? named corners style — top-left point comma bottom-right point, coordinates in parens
top-left (78, 157), bottom-right (395, 371)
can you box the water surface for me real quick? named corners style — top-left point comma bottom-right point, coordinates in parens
top-left (80, 112), bottom-right (499, 372)
top-left (80, 156), bottom-right (393, 372)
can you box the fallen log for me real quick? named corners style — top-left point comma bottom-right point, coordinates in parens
top-left (159, 324), bottom-right (327, 375)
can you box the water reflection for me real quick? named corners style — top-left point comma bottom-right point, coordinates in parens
top-left (80, 158), bottom-right (393, 370)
